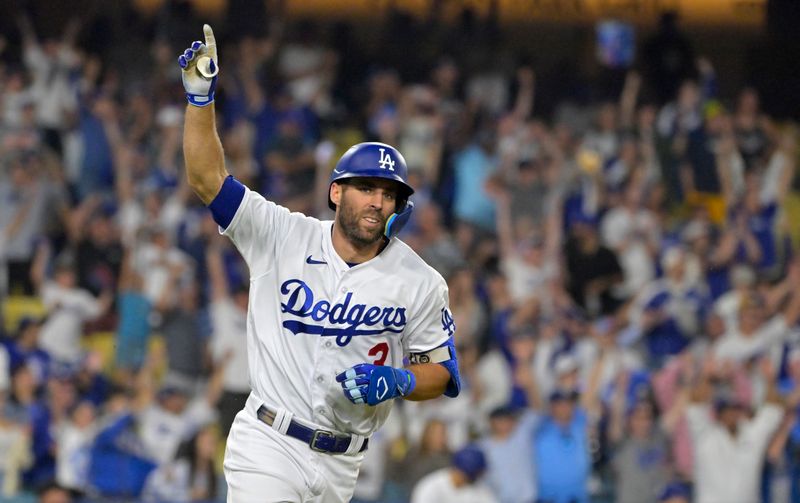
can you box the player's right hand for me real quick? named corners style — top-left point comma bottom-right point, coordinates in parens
top-left (336, 363), bottom-right (416, 406)
top-left (178, 24), bottom-right (218, 107)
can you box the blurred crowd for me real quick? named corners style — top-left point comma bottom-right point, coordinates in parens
top-left (0, 2), bottom-right (799, 503)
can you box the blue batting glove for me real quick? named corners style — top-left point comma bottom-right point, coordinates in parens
top-left (336, 363), bottom-right (416, 406)
top-left (178, 24), bottom-right (218, 107)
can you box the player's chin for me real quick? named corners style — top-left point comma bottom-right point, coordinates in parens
top-left (360, 227), bottom-right (384, 244)
top-left (342, 216), bottom-right (385, 245)
top-left (353, 225), bottom-right (384, 245)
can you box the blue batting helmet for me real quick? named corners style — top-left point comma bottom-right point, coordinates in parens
top-left (328, 142), bottom-right (415, 238)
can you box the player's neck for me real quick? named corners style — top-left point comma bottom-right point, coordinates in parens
top-left (331, 223), bottom-right (387, 264)
top-left (449, 469), bottom-right (469, 488)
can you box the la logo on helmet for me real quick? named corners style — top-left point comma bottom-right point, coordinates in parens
top-left (378, 148), bottom-right (395, 171)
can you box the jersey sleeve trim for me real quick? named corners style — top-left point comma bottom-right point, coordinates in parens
top-left (208, 175), bottom-right (246, 229)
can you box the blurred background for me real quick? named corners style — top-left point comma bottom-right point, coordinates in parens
top-left (1, 0), bottom-right (800, 502)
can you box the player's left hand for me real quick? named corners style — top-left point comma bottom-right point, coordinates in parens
top-left (178, 24), bottom-right (218, 107)
top-left (336, 363), bottom-right (416, 406)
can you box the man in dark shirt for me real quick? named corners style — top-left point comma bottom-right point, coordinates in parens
top-left (565, 218), bottom-right (625, 316)
top-left (75, 210), bottom-right (124, 296)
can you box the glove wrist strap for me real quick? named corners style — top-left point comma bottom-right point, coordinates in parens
top-left (396, 368), bottom-right (416, 398)
top-left (187, 93), bottom-right (215, 107)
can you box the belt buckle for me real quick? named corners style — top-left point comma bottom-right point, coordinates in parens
top-left (310, 429), bottom-right (335, 452)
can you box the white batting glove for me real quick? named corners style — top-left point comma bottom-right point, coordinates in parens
top-left (178, 24), bottom-right (219, 107)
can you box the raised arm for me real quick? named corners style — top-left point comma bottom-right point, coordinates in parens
top-left (117, 246), bottom-right (137, 292)
top-left (715, 133), bottom-right (740, 204)
top-left (759, 357), bottom-right (783, 406)
top-left (735, 214), bottom-right (764, 266)
top-left (668, 353), bottom-right (697, 434)
top-left (184, 106), bottom-right (227, 204)
top-left (767, 413), bottom-right (794, 463)
top-left (708, 227), bottom-right (739, 269)
top-left (510, 66), bottom-right (535, 121)
top-left (691, 355), bottom-right (716, 403)
top-left (765, 259), bottom-right (800, 312)
top-left (180, 25), bottom-right (229, 204)
top-left (206, 242), bottom-right (230, 302)
top-left (65, 195), bottom-right (101, 244)
top-left (490, 185), bottom-right (515, 260)
top-left (619, 71), bottom-right (641, 130)
top-left (772, 128), bottom-right (797, 205)
top-left (661, 384), bottom-right (690, 435)
top-left (204, 350), bottom-right (229, 407)
top-left (607, 371), bottom-right (629, 445)
top-left (29, 239), bottom-right (51, 292)
top-left (581, 346), bottom-right (609, 419)
top-left (769, 384), bottom-right (800, 462)
top-left (781, 286), bottom-right (800, 328)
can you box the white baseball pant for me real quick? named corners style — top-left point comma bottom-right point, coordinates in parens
top-left (223, 396), bottom-right (365, 502)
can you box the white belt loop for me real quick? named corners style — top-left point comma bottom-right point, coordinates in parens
top-left (345, 433), bottom-right (365, 455)
top-left (272, 408), bottom-right (294, 435)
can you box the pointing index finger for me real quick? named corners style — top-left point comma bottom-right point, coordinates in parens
top-left (203, 24), bottom-right (217, 60)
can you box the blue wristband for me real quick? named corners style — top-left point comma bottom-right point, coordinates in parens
top-left (187, 93), bottom-right (215, 107)
top-left (396, 368), bottom-right (416, 397)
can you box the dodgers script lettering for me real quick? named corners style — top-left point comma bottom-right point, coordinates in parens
top-left (280, 279), bottom-right (407, 346)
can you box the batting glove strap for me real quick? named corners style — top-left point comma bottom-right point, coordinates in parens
top-left (186, 91), bottom-right (215, 107)
top-left (336, 364), bottom-right (416, 406)
top-left (394, 367), bottom-right (416, 397)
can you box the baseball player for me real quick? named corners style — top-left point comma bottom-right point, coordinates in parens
top-left (179, 25), bottom-right (461, 502)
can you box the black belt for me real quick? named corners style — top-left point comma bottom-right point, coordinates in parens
top-left (256, 405), bottom-right (369, 454)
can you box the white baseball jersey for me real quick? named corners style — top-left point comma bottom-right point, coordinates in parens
top-left (220, 186), bottom-right (454, 436)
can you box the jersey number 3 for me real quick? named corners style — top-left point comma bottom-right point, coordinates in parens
top-left (369, 342), bottom-right (389, 366)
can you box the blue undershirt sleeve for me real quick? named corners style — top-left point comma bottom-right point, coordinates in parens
top-left (207, 175), bottom-right (246, 229)
top-left (437, 337), bottom-right (461, 398)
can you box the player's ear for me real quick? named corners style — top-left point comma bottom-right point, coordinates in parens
top-left (330, 182), bottom-right (342, 208)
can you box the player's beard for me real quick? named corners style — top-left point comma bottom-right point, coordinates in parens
top-left (337, 198), bottom-right (387, 248)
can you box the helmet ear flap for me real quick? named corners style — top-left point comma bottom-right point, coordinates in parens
top-left (384, 201), bottom-right (414, 239)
